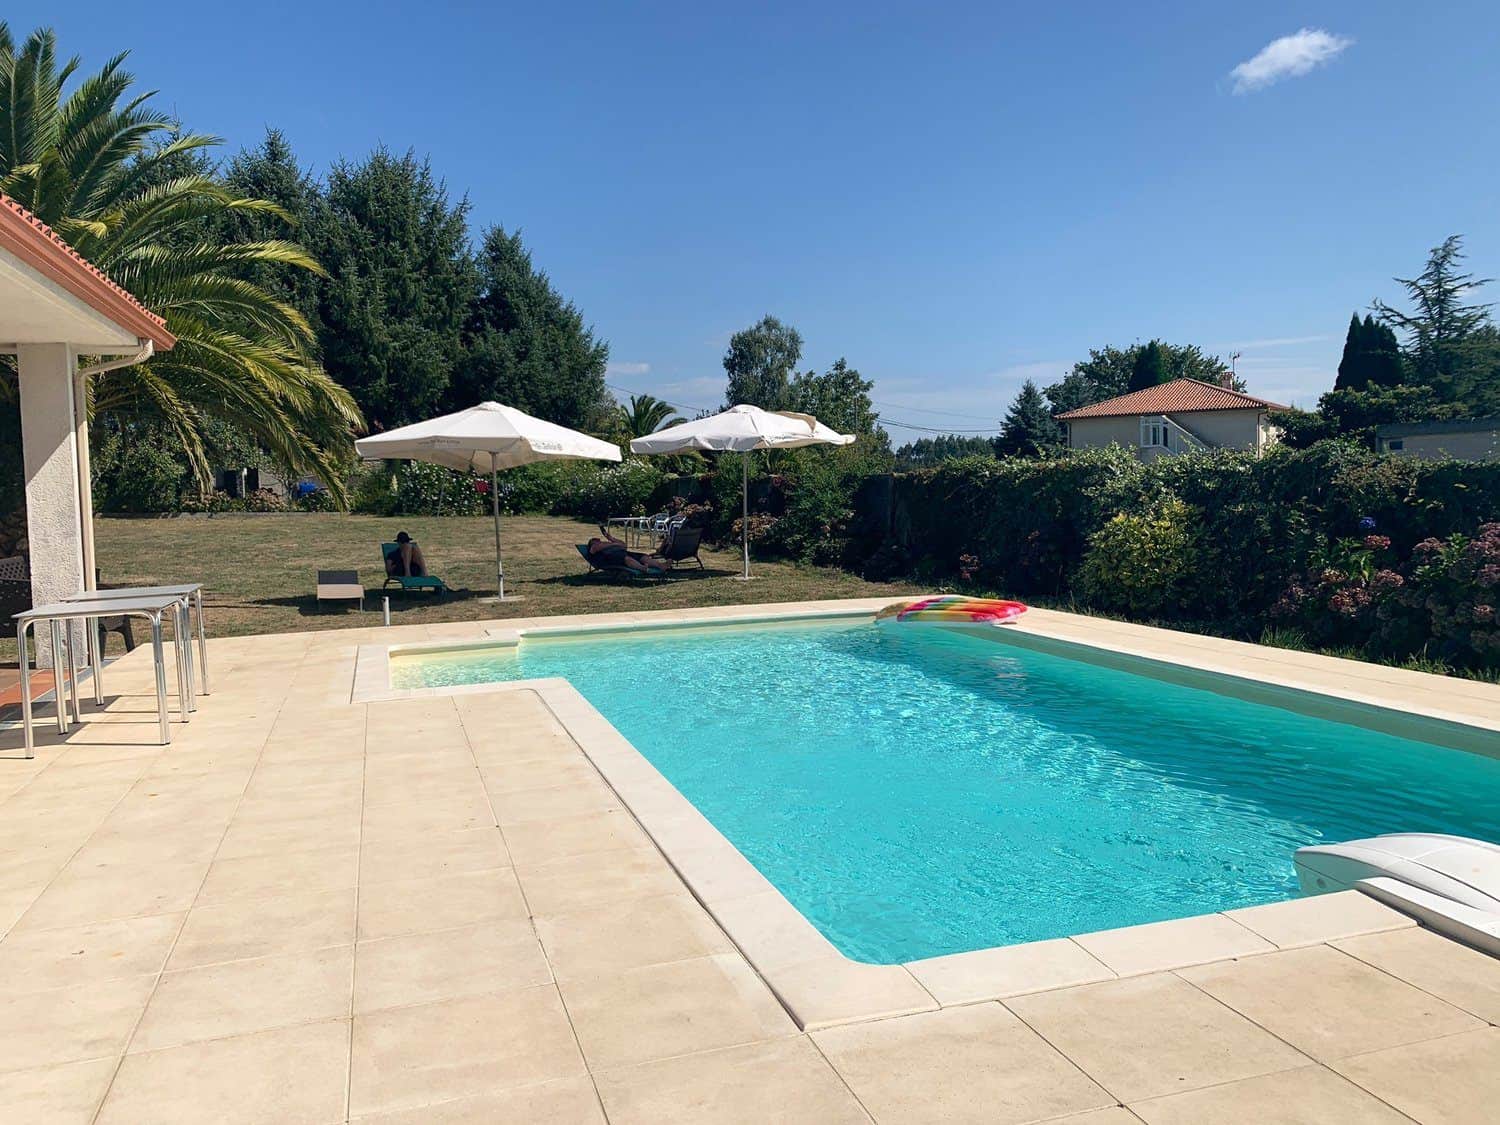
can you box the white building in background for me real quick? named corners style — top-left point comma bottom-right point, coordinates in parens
top-left (1055, 378), bottom-right (1287, 461)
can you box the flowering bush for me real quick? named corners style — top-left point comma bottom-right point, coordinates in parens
top-left (1075, 498), bottom-right (1196, 618)
top-left (1271, 531), bottom-right (1403, 647)
top-left (1380, 524), bottom-right (1500, 667)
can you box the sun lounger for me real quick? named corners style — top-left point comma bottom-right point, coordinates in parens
top-left (380, 543), bottom-right (448, 596)
top-left (658, 526), bottom-right (704, 569)
top-left (317, 570), bottom-right (365, 610)
top-left (576, 544), bottom-right (669, 581)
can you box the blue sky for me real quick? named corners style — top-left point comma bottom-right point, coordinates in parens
top-left (20, 2), bottom-right (1500, 440)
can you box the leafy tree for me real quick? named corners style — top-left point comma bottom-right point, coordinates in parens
top-left (1374, 235), bottom-right (1498, 413)
top-left (1045, 342), bottom-right (1237, 414)
top-left (787, 358), bottom-right (877, 433)
top-left (1334, 313), bottom-right (1404, 391)
top-left (1270, 385), bottom-right (1464, 450)
top-left (996, 380), bottom-right (1062, 456)
top-left (1128, 339), bottom-right (1168, 392)
top-left (893, 434), bottom-right (998, 469)
top-left (723, 315), bottom-right (802, 409)
top-left (217, 129), bottom-right (323, 320)
top-left (455, 226), bottom-right (611, 428)
top-left (0, 24), bottom-right (362, 496)
top-left (310, 148), bottom-right (475, 428)
top-left (618, 394), bottom-right (682, 438)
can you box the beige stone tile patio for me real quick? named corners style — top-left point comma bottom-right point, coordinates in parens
top-left (534, 891), bottom-right (734, 981)
top-left (0, 974), bottom-right (156, 1073)
top-left (1129, 1064), bottom-right (1409, 1123)
top-left (353, 919), bottom-right (551, 1013)
top-left (198, 844), bottom-right (359, 903)
top-left (814, 1002), bottom-right (1113, 1125)
top-left (0, 912), bottom-right (181, 994)
top-left (0, 1056), bottom-right (118, 1125)
top-left (130, 945), bottom-right (353, 1052)
top-left (169, 888), bottom-right (357, 968)
top-left (2, 600), bottom-right (1498, 1121)
top-left (356, 866), bottom-right (528, 941)
top-left (501, 806), bottom-right (654, 865)
top-left (348, 985), bottom-right (587, 1117)
top-left (1331, 1026), bottom-right (1500, 1124)
top-left (512, 845), bottom-right (685, 913)
top-left (98, 1019), bottom-right (351, 1125)
top-left (905, 936), bottom-right (1116, 1006)
top-left (1005, 973), bottom-right (1309, 1102)
top-left (1225, 890), bottom-right (1415, 950)
top-left (563, 952), bottom-right (796, 1069)
top-left (1070, 913), bottom-right (1275, 976)
top-left (595, 1036), bottom-right (870, 1124)
top-left (1335, 925), bottom-right (1500, 1023)
top-left (351, 1077), bottom-right (606, 1124)
top-left (13, 858), bottom-right (206, 930)
top-left (358, 827), bottom-right (510, 884)
top-left (1178, 943), bottom-right (1484, 1062)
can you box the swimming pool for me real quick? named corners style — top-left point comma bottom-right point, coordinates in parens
top-left (393, 620), bottom-right (1500, 964)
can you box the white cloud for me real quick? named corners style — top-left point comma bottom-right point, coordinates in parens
top-left (605, 361), bottom-right (651, 377)
top-left (1230, 28), bottom-right (1352, 94)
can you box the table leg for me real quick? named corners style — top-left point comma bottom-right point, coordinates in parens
top-left (17, 622), bottom-right (34, 758)
top-left (172, 609), bottom-right (191, 722)
top-left (86, 613), bottom-right (104, 706)
top-left (49, 620), bottom-right (68, 735)
top-left (194, 588), bottom-right (211, 694)
top-left (150, 613), bottom-right (171, 745)
top-left (178, 600), bottom-right (196, 712)
top-left (87, 612), bottom-right (103, 708)
top-left (62, 622), bottom-right (82, 726)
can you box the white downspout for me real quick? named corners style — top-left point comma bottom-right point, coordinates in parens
top-left (73, 339), bottom-right (153, 589)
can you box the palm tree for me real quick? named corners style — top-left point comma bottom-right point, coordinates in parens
top-left (618, 394), bottom-right (683, 438)
top-left (0, 24), bottom-right (362, 500)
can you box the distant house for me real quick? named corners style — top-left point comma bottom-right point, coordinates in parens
top-left (1376, 417), bottom-right (1500, 461)
top-left (1055, 378), bottom-right (1287, 461)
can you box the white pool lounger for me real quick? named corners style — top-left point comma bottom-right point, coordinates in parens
top-left (1295, 833), bottom-right (1500, 957)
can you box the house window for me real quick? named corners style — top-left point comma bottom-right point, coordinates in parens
top-left (1387, 439), bottom-right (1404, 451)
top-left (1140, 418), bottom-right (1168, 448)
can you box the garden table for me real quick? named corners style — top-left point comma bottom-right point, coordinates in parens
top-left (63, 583), bottom-right (210, 704)
top-left (12, 593), bottom-right (190, 757)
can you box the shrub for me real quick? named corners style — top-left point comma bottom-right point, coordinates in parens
top-left (1382, 524), bottom-right (1500, 668)
top-left (1076, 498), bottom-right (1197, 619)
top-left (564, 459), bottom-right (666, 521)
top-left (91, 429), bottom-right (189, 513)
top-left (243, 488), bottom-right (288, 513)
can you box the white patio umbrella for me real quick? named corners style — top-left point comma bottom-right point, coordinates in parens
top-left (630, 404), bottom-right (855, 579)
top-left (355, 402), bottom-right (622, 599)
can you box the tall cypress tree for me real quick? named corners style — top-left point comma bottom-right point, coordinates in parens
top-left (1128, 339), bottom-right (1168, 392)
top-left (1334, 313), bottom-right (1366, 390)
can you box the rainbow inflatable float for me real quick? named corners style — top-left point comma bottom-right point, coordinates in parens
top-left (875, 595), bottom-right (1027, 625)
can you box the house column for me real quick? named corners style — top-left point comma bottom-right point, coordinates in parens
top-left (17, 343), bottom-right (87, 663)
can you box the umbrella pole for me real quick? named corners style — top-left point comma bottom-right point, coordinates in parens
top-left (491, 453), bottom-right (504, 599)
top-left (740, 453), bottom-right (750, 579)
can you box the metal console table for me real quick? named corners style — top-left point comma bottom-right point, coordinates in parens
top-left (12, 592), bottom-right (192, 757)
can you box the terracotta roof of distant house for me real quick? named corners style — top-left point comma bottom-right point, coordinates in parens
top-left (1054, 378), bottom-right (1287, 420)
top-left (0, 193), bottom-right (174, 350)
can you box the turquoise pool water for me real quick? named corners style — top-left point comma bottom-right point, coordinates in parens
top-left (394, 621), bottom-right (1500, 963)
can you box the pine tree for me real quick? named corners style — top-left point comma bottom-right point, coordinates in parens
top-left (1128, 339), bottom-right (1168, 392)
top-left (455, 227), bottom-right (611, 429)
top-left (1334, 313), bottom-right (1366, 390)
top-left (996, 380), bottom-right (1062, 456)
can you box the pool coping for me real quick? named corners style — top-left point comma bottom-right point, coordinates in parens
top-left (348, 599), bottom-right (1492, 1029)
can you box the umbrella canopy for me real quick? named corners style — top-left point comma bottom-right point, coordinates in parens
top-left (355, 401), bottom-right (621, 471)
top-left (630, 404), bottom-right (855, 578)
top-left (629, 403), bottom-right (854, 455)
top-left (356, 402), bottom-right (621, 598)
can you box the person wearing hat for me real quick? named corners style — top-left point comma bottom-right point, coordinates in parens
top-left (387, 530), bottom-right (428, 579)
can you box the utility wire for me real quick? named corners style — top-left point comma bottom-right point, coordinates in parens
top-left (607, 383), bottom-right (1004, 434)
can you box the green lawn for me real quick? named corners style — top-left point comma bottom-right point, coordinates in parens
top-left (49, 513), bottom-right (916, 646)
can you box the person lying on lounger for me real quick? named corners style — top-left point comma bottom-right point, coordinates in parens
top-left (387, 530), bottom-right (428, 578)
top-left (586, 527), bottom-right (668, 573)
